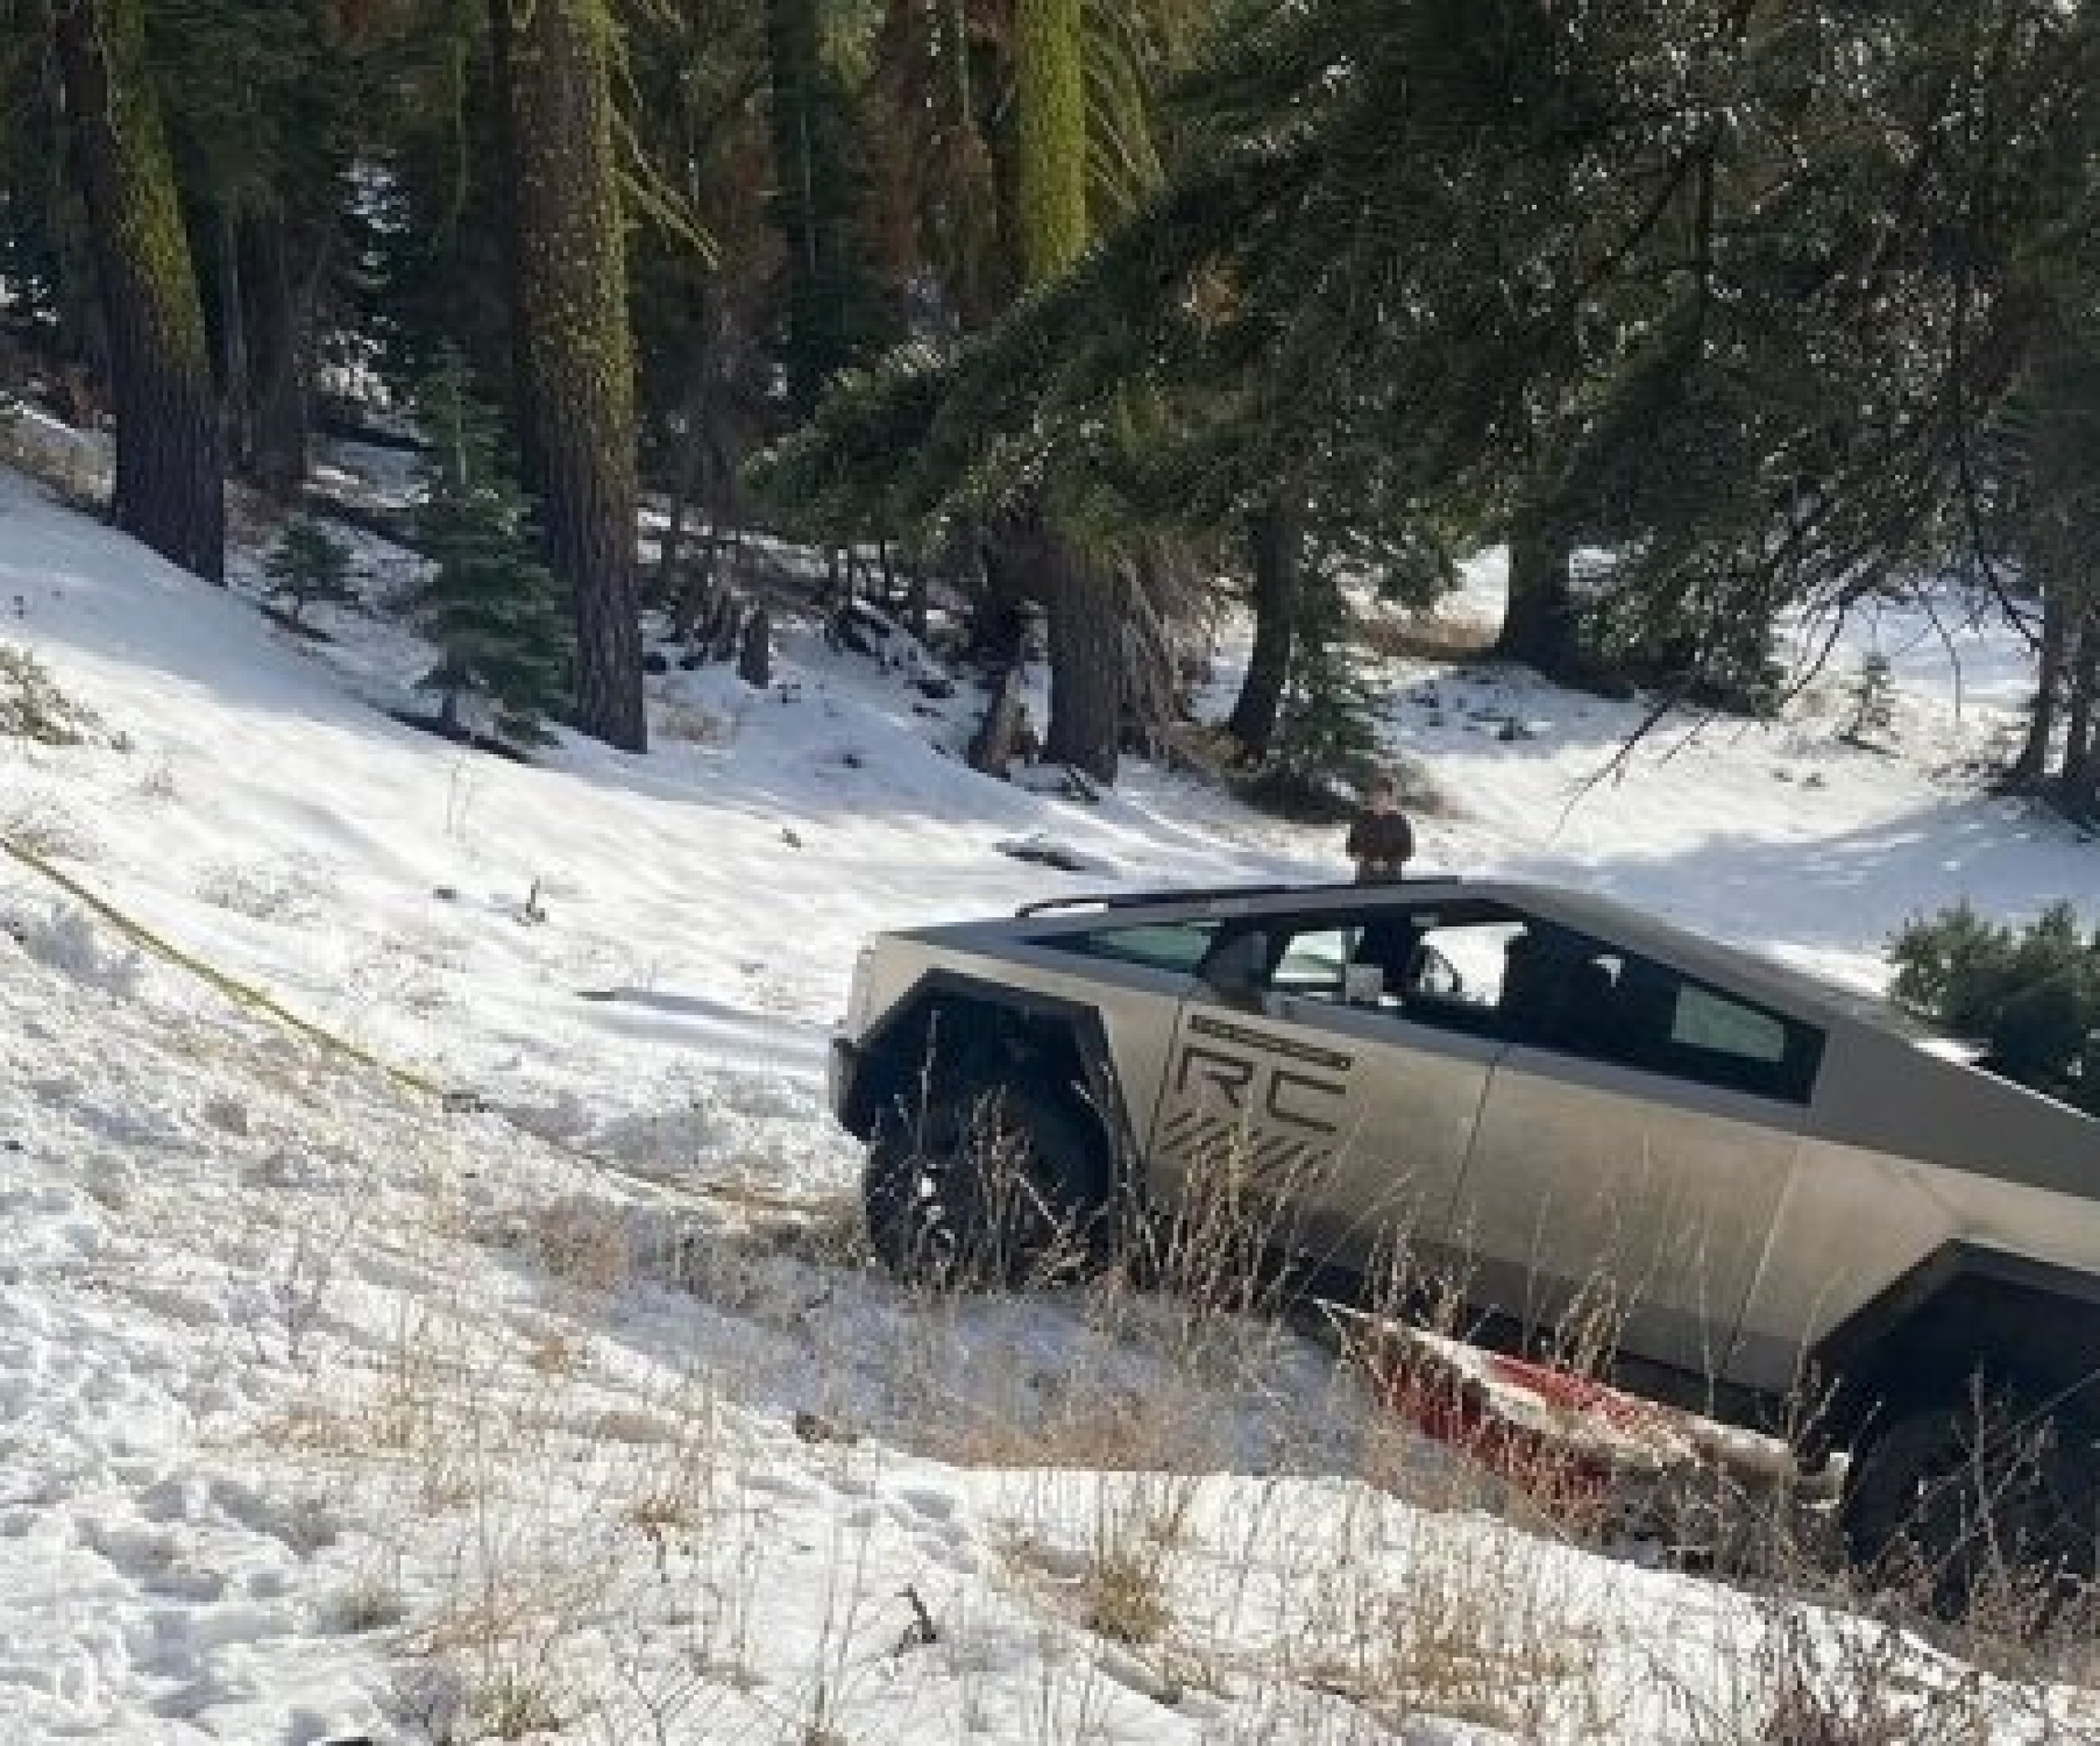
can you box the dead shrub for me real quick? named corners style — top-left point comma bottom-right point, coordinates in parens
top-left (0, 645), bottom-right (103, 746)
top-left (1083, 1545), bottom-right (1173, 1647)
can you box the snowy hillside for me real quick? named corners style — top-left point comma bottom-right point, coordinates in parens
top-left (1, 460), bottom-right (2095, 1743)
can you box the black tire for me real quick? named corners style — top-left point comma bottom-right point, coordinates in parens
top-left (1842, 1386), bottom-right (2100, 1618)
top-left (863, 1079), bottom-right (1112, 1289)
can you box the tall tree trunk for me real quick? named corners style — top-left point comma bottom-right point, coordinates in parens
top-left (2059, 613), bottom-right (2098, 812)
top-left (487, 0), bottom-right (537, 483)
top-left (766, 0), bottom-right (856, 412)
top-left (1227, 502), bottom-right (1302, 759)
top-left (213, 205), bottom-right (252, 472)
top-left (1013, 0), bottom-right (1088, 285)
top-left (1012, 0), bottom-right (1115, 779)
top-left (1120, 549), bottom-right (1177, 758)
top-left (493, 0), bottom-right (646, 751)
top-left (1037, 528), bottom-right (1122, 782)
top-left (51, 0), bottom-right (224, 582)
top-left (970, 530), bottom-right (1031, 667)
top-left (1496, 505), bottom-right (1578, 676)
top-left (2012, 580), bottom-right (2069, 786)
top-left (243, 207), bottom-right (308, 501)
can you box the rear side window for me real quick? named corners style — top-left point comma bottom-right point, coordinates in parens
top-left (1673, 984), bottom-right (1787, 1064)
top-left (1047, 920), bottom-right (1218, 975)
top-left (1604, 963), bottom-right (1824, 1104)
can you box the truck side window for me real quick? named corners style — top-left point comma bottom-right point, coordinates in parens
top-left (1268, 926), bottom-right (1361, 998)
top-left (1598, 956), bottom-right (1825, 1104)
top-left (1404, 916), bottom-right (1525, 1012)
top-left (1049, 920), bottom-right (1219, 974)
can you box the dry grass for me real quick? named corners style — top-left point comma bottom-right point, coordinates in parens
top-left (217, 1061), bottom-right (2100, 1746)
top-left (0, 791), bottom-right (99, 860)
top-left (193, 856), bottom-right (326, 924)
top-left (0, 645), bottom-right (106, 746)
top-left (654, 700), bottom-right (739, 747)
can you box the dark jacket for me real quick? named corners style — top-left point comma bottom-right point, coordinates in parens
top-left (1346, 808), bottom-right (1414, 881)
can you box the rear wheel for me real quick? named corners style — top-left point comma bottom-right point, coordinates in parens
top-left (1842, 1386), bottom-right (2100, 1618)
top-left (863, 1080), bottom-right (1111, 1289)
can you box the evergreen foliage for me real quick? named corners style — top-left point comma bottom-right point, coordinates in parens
top-left (495, 0), bottom-right (647, 753)
top-left (1890, 902), bottom-right (2100, 1113)
top-left (762, 0), bottom-right (2100, 730)
top-left (262, 519), bottom-right (358, 627)
top-left (16, 0), bottom-right (2100, 784)
top-left (1256, 563), bottom-right (1381, 811)
top-left (764, 0), bottom-right (896, 412)
top-left (354, 5), bottom-right (514, 404)
top-left (49, 0), bottom-right (225, 581)
top-left (1585, 578), bottom-right (1786, 718)
top-left (407, 355), bottom-right (570, 746)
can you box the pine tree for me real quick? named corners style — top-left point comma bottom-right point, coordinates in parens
top-left (1226, 500), bottom-right (1302, 760)
top-left (48, 0), bottom-right (224, 581)
top-left (1843, 651), bottom-right (1897, 748)
top-left (1979, 336), bottom-right (2100, 814)
top-left (1259, 564), bottom-right (1380, 810)
top-left (491, 0), bottom-right (646, 752)
top-left (1891, 901), bottom-right (2100, 1111)
top-left (1497, 508), bottom-right (1581, 680)
top-left (409, 356), bottom-right (571, 746)
top-left (765, 0), bottom-right (890, 413)
top-left (149, 0), bottom-right (344, 499)
top-left (262, 519), bottom-right (358, 628)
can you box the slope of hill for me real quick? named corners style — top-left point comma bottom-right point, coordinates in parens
top-left (0, 460), bottom-right (2092, 1743)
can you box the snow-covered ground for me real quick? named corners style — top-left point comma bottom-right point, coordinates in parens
top-left (1368, 559), bottom-right (2083, 997)
top-left (0, 457), bottom-right (2095, 1743)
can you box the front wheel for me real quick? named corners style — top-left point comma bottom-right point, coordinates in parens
top-left (863, 1080), bottom-right (1111, 1289)
top-left (1842, 1387), bottom-right (2100, 1618)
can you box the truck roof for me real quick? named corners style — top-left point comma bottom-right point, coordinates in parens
top-left (990, 874), bottom-right (1924, 1039)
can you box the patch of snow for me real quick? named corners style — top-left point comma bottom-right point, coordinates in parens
top-left (0, 454), bottom-right (2092, 1741)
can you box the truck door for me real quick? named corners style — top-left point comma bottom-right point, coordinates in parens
top-left (1149, 914), bottom-right (1502, 1279)
top-left (1450, 942), bottom-right (1817, 1380)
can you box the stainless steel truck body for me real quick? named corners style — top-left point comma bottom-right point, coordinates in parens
top-left (831, 877), bottom-right (2100, 1592)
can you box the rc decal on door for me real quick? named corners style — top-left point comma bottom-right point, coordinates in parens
top-left (1157, 1012), bottom-right (1353, 1185)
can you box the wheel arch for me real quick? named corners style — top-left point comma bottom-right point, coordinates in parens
top-left (1811, 1242), bottom-right (2100, 1445)
top-left (841, 970), bottom-right (1138, 1188)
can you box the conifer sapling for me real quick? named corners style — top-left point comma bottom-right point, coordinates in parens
top-left (1260, 566), bottom-right (1383, 812)
top-left (408, 354), bottom-right (572, 745)
top-left (1843, 651), bottom-right (1897, 747)
top-left (262, 519), bottom-right (359, 628)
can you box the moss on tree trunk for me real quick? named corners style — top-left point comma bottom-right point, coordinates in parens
top-left (494, 0), bottom-right (646, 752)
top-left (52, 0), bottom-right (224, 583)
top-left (1013, 0), bottom-right (1087, 284)
top-left (1010, 0), bottom-right (1119, 779)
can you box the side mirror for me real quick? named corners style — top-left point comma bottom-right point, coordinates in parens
top-left (1200, 930), bottom-right (1268, 1004)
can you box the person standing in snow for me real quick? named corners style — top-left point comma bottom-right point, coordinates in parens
top-left (1346, 772), bottom-right (1414, 882)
